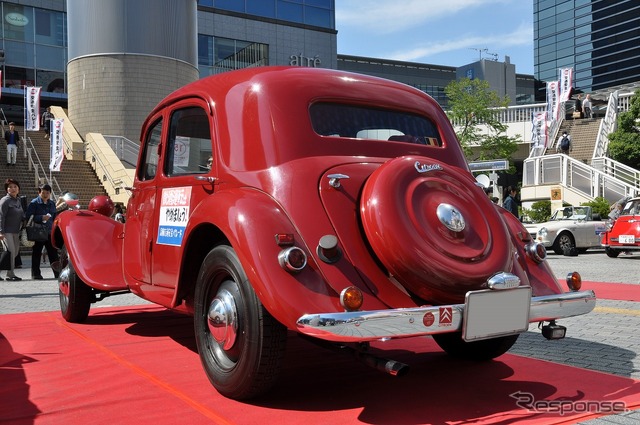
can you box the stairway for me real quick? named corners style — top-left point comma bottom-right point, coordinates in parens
top-left (0, 125), bottom-right (107, 204)
top-left (550, 117), bottom-right (601, 165)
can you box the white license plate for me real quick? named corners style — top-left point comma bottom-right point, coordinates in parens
top-left (462, 287), bottom-right (531, 342)
top-left (619, 235), bottom-right (636, 244)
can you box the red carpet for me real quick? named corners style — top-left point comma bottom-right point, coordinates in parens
top-left (1, 304), bottom-right (639, 425)
top-left (568, 281), bottom-right (640, 302)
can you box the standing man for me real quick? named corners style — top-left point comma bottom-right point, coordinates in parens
top-left (503, 186), bottom-right (520, 219)
top-left (25, 184), bottom-right (60, 280)
top-left (41, 107), bottom-right (53, 140)
top-left (583, 94), bottom-right (592, 118)
top-left (4, 122), bottom-right (20, 166)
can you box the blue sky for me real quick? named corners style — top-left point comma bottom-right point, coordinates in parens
top-left (335, 0), bottom-right (535, 75)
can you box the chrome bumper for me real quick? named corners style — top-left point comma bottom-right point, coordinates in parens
top-left (296, 290), bottom-right (596, 343)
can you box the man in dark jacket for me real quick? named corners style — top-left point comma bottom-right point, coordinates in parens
top-left (503, 186), bottom-right (520, 218)
top-left (25, 184), bottom-right (59, 280)
top-left (4, 122), bottom-right (20, 166)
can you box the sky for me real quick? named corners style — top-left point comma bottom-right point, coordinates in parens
top-left (335, 0), bottom-right (535, 75)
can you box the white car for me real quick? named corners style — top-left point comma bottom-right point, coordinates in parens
top-left (525, 206), bottom-right (606, 254)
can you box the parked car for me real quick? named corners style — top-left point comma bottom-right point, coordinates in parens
top-left (51, 67), bottom-right (596, 400)
top-left (525, 206), bottom-right (606, 254)
top-left (601, 197), bottom-right (640, 257)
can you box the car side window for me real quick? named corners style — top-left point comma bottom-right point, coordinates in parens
top-left (138, 119), bottom-right (163, 181)
top-left (165, 107), bottom-right (212, 176)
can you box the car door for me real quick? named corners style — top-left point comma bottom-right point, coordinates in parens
top-left (124, 117), bottom-right (163, 286)
top-left (150, 102), bottom-right (215, 293)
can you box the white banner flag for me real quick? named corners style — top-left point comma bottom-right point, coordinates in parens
top-left (26, 86), bottom-right (41, 131)
top-left (559, 68), bottom-right (573, 102)
top-left (546, 81), bottom-right (560, 122)
top-left (50, 118), bottom-right (64, 171)
top-left (531, 112), bottom-right (548, 148)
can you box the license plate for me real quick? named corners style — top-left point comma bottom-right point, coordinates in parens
top-left (619, 235), bottom-right (635, 244)
top-left (462, 287), bottom-right (531, 342)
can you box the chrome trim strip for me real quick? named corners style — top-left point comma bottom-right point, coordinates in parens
top-left (296, 290), bottom-right (596, 343)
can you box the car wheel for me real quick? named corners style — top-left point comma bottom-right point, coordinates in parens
top-left (552, 232), bottom-right (575, 255)
top-left (605, 247), bottom-right (620, 258)
top-left (194, 245), bottom-right (287, 400)
top-left (432, 332), bottom-right (519, 360)
top-left (58, 246), bottom-right (92, 323)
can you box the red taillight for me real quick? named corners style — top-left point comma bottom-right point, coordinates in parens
top-left (278, 247), bottom-right (307, 273)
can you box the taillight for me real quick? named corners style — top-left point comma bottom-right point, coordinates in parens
top-left (278, 247), bottom-right (307, 273)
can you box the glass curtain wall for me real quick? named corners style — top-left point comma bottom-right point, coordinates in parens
top-left (1, 2), bottom-right (67, 93)
top-left (535, 0), bottom-right (640, 93)
top-left (197, 0), bottom-right (335, 29)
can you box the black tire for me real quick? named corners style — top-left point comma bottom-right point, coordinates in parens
top-left (552, 232), bottom-right (575, 255)
top-left (194, 245), bottom-right (287, 400)
top-left (58, 246), bottom-right (92, 323)
top-left (432, 332), bottom-right (519, 360)
top-left (605, 247), bottom-right (620, 258)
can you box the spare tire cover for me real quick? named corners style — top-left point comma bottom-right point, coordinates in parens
top-left (360, 156), bottom-right (513, 304)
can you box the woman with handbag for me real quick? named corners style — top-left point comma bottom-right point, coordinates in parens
top-left (25, 184), bottom-right (59, 280)
top-left (0, 178), bottom-right (24, 281)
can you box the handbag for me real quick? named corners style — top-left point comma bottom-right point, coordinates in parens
top-left (0, 240), bottom-right (12, 270)
top-left (25, 216), bottom-right (49, 242)
top-left (20, 227), bottom-right (35, 248)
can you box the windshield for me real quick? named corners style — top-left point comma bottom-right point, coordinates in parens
top-left (621, 199), bottom-right (640, 215)
top-left (551, 206), bottom-right (589, 221)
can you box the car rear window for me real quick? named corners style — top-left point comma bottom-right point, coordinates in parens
top-left (309, 103), bottom-right (442, 147)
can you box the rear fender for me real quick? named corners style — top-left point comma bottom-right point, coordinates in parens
top-left (498, 208), bottom-right (564, 295)
top-left (52, 210), bottom-right (127, 291)
top-left (183, 188), bottom-right (388, 330)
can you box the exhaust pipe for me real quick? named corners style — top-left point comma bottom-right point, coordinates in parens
top-left (355, 351), bottom-right (410, 377)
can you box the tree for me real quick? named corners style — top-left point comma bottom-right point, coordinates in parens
top-left (445, 78), bottom-right (520, 164)
top-left (608, 89), bottom-right (640, 170)
top-left (522, 200), bottom-right (551, 223)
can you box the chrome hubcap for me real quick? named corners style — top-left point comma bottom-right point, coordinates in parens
top-left (436, 203), bottom-right (466, 232)
top-left (207, 288), bottom-right (238, 350)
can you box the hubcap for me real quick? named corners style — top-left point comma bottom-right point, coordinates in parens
top-left (59, 268), bottom-right (70, 296)
top-left (207, 288), bottom-right (238, 350)
top-left (436, 203), bottom-right (466, 232)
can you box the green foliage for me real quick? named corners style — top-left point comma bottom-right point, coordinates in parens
top-left (445, 78), bottom-right (520, 169)
top-left (522, 200), bottom-right (551, 223)
top-left (580, 197), bottom-right (611, 218)
top-left (608, 90), bottom-right (640, 169)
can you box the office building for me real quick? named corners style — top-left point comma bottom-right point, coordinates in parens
top-left (535, 0), bottom-right (640, 98)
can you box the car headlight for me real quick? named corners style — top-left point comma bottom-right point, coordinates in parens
top-left (538, 227), bottom-right (548, 237)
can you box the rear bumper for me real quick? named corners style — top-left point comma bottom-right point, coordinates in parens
top-left (296, 289), bottom-right (596, 343)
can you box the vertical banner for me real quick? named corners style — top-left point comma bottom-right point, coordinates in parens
top-left (26, 86), bottom-right (41, 131)
top-left (49, 119), bottom-right (64, 171)
top-left (546, 81), bottom-right (560, 121)
top-left (559, 67), bottom-right (573, 102)
top-left (531, 112), bottom-right (548, 148)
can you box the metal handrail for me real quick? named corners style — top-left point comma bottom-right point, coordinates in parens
top-left (523, 153), bottom-right (638, 203)
top-left (85, 141), bottom-right (131, 197)
top-left (103, 135), bottom-right (139, 167)
top-left (23, 135), bottom-right (62, 198)
top-left (592, 91), bottom-right (619, 159)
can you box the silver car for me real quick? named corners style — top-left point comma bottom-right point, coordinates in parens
top-left (525, 206), bottom-right (606, 254)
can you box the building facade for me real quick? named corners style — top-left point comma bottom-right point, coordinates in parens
top-left (535, 0), bottom-right (640, 98)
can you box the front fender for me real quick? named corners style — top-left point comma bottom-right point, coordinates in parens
top-left (52, 210), bottom-right (127, 291)
top-left (185, 188), bottom-right (389, 330)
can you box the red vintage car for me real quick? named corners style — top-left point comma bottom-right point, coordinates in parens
top-left (52, 66), bottom-right (596, 400)
top-left (602, 196), bottom-right (640, 257)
